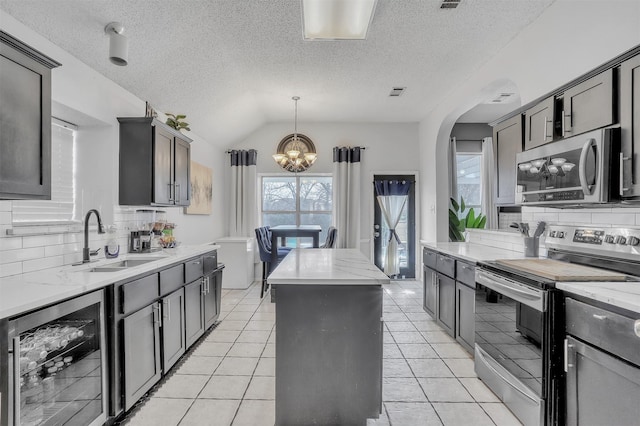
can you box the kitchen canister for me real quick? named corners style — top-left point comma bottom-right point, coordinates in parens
top-left (524, 236), bottom-right (539, 257)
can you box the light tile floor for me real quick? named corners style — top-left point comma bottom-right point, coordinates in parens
top-left (122, 280), bottom-right (522, 426)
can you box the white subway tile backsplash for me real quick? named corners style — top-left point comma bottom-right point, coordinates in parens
top-left (636, 214), bottom-right (640, 226)
top-left (0, 262), bottom-right (22, 277)
top-left (64, 252), bottom-right (83, 265)
top-left (22, 255), bottom-right (64, 273)
top-left (23, 234), bottom-right (65, 248)
top-left (0, 237), bottom-right (22, 252)
top-left (0, 201), bottom-right (12, 212)
top-left (591, 212), bottom-right (636, 226)
top-left (557, 212), bottom-right (592, 224)
top-left (0, 211), bottom-right (11, 224)
top-left (0, 247), bottom-right (45, 265)
top-left (45, 242), bottom-right (81, 257)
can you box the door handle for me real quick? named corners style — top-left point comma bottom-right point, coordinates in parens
top-left (374, 232), bottom-right (380, 238)
top-left (578, 138), bottom-right (596, 196)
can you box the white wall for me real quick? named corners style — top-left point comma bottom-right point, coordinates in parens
top-left (419, 0), bottom-right (640, 242)
top-left (229, 122), bottom-right (420, 259)
top-left (0, 12), bottom-right (226, 277)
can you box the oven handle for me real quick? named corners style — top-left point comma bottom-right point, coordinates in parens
top-left (476, 270), bottom-right (546, 312)
top-left (476, 345), bottom-right (539, 404)
top-left (11, 336), bottom-right (20, 425)
top-left (579, 138), bottom-right (596, 196)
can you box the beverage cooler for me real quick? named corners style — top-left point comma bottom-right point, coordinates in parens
top-left (6, 290), bottom-right (107, 426)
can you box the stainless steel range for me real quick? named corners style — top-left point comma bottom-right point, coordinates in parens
top-left (474, 224), bottom-right (640, 426)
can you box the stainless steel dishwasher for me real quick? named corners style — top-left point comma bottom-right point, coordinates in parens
top-left (564, 297), bottom-right (640, 425)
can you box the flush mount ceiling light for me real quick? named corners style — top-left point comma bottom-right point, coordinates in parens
top-left (302, 0), bottom-right (377, 40)
top-left (273, 96), bottom-right (317, 173)
top-left (104, 21), bottom-right (128, 66)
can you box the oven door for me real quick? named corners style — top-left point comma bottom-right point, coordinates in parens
top-left (516, 128), bottom-right (617, 205)
top-left (475, 269), bottom-right (546, 426)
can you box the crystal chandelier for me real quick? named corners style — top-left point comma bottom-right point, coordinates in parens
top-left (272, 96), bottom-right (317, 173)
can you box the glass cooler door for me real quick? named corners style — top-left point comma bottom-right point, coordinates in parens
top-left (9, 290), bottom-right (106, 426)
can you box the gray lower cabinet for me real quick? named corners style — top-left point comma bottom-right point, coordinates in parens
top-left (184, 278), bottom-right (205, 349)
top-left (161, 288), bottom-right (186, 372)
top-left (423, 265), bottom-right (437, 318)
top-left (123, 302), bottom-right (162, 411)
top-left (436, 273), bottom-right (455, 336)
top-left (621, 53), bottom-right (640, 200)
top-left (565, 335), bottom-right (640, 425)
top-left (455, 281), bottom-right (475, 352)
top-left (204, 268), bottom-right (223, 329)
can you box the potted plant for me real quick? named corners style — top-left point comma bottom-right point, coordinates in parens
top-left (165, 113), bottom-right (190, 132)
top-left (449, 196), bottom-right (487, 242)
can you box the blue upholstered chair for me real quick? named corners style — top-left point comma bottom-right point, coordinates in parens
top-left (320, 226), bottom-right (338, 249)
top-left (255, 227), bottom-right (290, 299)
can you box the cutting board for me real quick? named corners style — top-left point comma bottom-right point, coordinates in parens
top-left (495, 259), bottom-right (627, 282)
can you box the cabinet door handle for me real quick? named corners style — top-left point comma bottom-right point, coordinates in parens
top-left (562, 110), bottom-right (572, 135)
top-left (12, 337), bottom-right (21, 423)
top-left (564, 338), bottom-right (574, 372)
top-left (201, 277), bottom-right (207, 295)
top-left (175, 183), bottom-right (181, 203)
top-left (153, 303), bottom-right (161, 325)
top-left (543, 116), bottom-right (549, 141)
top-left (168, 183), bottom-right (174, 202)
top-left (620, 153), bottom-right (631, 196)
top-left (593, 314), bottom-right (607, 320)
top-left (634, 319), bottom-right (640, 338)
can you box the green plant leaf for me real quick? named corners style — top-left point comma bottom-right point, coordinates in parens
top-left (450, 197), bottom-right (459, 212)
top-left (477, 216), bottom-right (487, 229)
top-left (176, 114), bottom-right (187, 119)
top-left (460, 197), bottom-right (465, 213)
top-left (465, 208), bottom-right (475, 227)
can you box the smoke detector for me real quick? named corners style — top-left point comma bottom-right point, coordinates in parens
top-left (389, 87), bottom-right (406, 97)
top-left (441, 0), bottom-right (461, 9)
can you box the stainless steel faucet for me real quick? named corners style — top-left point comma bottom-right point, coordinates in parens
top-left (83, 209), bottom-right (105, 263)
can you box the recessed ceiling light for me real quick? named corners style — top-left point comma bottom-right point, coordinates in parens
top-left (302, 0), bottom-right (377, 40)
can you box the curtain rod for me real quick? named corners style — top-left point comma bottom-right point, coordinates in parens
top-left (225, 149), bottom-right (258, 153)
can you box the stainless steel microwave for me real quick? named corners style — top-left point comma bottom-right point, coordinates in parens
top-left (515, 128), bottom-right (620, 206)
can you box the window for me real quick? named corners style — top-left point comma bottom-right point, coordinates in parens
top-left (12, 120), bottom-right (77, 224)
top-left (456, 153), bottom-right (482, 215)
top-left (261, 175), bottom-right (332, 245)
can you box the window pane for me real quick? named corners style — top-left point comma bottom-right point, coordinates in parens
top-left (262, 213), bottom-right (296, 229)
top-left (299, 176), bottom-right (332, 211)
top-left (262, 177), bottom-right (296, 211)
top-left (301, 213), bottom-right (332, 243)
top-left (456, 154), bottom-right (482, 211)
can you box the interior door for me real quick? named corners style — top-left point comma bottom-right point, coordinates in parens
top-left (373, 174), bottom-right (416, 278)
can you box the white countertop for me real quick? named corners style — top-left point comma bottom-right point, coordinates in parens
top-left (268, 248), bottom-right (390, 285)
top-left (0, 244), bottom-right (220, 320)
top-left (420, 241), bottom-right (532, 263)
top-left (557, 282), bottom-right (640, 314)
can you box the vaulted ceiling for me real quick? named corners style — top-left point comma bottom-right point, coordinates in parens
top-left (0, 0), bottom-right (555, 146)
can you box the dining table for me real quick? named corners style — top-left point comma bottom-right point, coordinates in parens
top-left (269, 224), bottom-right (322, 266)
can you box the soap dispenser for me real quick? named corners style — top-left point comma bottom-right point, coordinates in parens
top-left (104, 225), bottom-right (120, 258)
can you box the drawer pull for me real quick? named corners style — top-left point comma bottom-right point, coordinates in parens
top-left (634, 320), bottom-right (640, 338)
top-left (593, 314), bottom-right (607, 320)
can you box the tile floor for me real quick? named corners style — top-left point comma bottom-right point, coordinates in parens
top-left (123, 280), bottom-right (522, 426)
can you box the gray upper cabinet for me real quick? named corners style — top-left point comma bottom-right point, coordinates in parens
top-left (621, 54), bottom-right (640, 199)
top-left (493, 114), bottom-right (523, 205)
top-left (524, 96), bottom-right (555, 150)
top-left (118, 117), bottom-right (192, 206)
top-left (561, 68), bottom-right (615, 138)
top-left (0, 31), bottom-right (60, 200)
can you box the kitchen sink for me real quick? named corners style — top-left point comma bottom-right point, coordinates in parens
top-left (89, 258), bottom-right (158, 272)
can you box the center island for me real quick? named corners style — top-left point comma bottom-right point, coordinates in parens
top-left (268, 248), bottom-right (390, 426)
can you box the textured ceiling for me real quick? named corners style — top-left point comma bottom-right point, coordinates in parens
top-left (0, 0), bottom-right (555, 146)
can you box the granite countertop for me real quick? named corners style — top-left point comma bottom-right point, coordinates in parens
top-left (0, 243), bottom-right (220, 320)
top-left (556, 282), bottom-right (640, 314)
top-left (268, 248), bottom-right (390, 286)
top-left (420, 241), bottom-right (532, 263)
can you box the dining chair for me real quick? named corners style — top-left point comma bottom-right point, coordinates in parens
top-left (255, 227), bottom-right (291, 299)
top-left (320, 226), bottom-right (337, 249)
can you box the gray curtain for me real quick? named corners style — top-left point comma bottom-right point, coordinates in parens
top-left (228, 149), bottom-right (257, 237)
top-left (374, 180), bottom-right (412, 277)
top-left (481, 137), bottom-right (498, 229)
top-left (332, 147), bottom-right (363, 249)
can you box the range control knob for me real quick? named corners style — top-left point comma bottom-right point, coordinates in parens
top-left (628, 236), bottom-right (640, 246)
top-left (613, 235), bottom-right (626, 245)
top-left (557, 231), bottom-right (565, 239)
top-left (619, 236), bottom-right (627, 245)
top-left (604, 235), bottom-right (615, 244)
